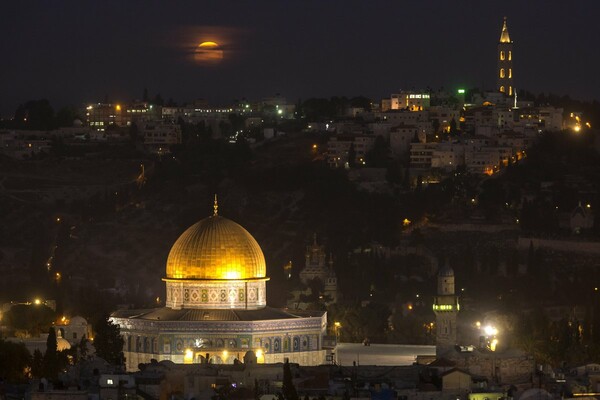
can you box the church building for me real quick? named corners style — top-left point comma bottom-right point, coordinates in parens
top-left (298, 234), bottom-right (338, 304)
top-left (111, 199), bottom-right (327, 371)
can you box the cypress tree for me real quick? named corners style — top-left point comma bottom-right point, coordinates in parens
top-left (282, 359), bottom-right (299, 400)
top-left (43, 328), bottom-right (58, 379)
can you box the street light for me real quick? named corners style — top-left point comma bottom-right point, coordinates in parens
top-left (334, 322), bottom-right (342, 341)
top-left (484, 325), bottom-right (498, 336)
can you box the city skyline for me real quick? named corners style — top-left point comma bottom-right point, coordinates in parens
top-left (2, 1), bottom-right (599, 116)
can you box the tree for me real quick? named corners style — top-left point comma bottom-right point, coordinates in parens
top-left (432, 119), bottom-right (440, 133)
top-left (527, 240), bottom-right (535, 275)
top-left (14, 99), bottom-right (55, 130)
top-left (93, 315), bottom-right (125, 367)
top-left (153, 93), bottom-right (164, 106)
top-left (129, 122), bottom-right (140, 142)
top-left (3, 304), bottom-right (56, 336)
top-left (365, 135), bottom-right (388, 167)
top-left (307, 277), bottom-right (325, 301)
top-left (0, 339), bottom-right (31, 383)
top-left (449, 117), bottom-right (457, 135)
top-left (385, 157), bottom-right (404, 185)
top-left (347, 143), bottom-right (356, 168)
top-left (31, 349), bottom-right (44, 378)
top-left (43, 327), bottom-right (59, 379)
top-left (55, 107), bottom-right (79, 127)
top-left (281, 359), bottom-right (299, 400)
top-left (79, 335), bottom-right (89, 360)
top-left (349, 96), bottom-right (372, 111)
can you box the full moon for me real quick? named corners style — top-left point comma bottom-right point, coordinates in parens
top-left (194, 41), bottom-right (224, 64)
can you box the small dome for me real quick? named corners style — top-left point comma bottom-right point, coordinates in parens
top-left (438, 265), bottom-right (454, 277)
top-left (166, 215), bottom-right (266, 280)
top-left (57, 337), bottom-right (71, 351)
top-left (69, 316), bottom-right (88, 326)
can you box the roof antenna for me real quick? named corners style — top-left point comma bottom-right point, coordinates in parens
top-left (213, 194), bottom-right (218, 216)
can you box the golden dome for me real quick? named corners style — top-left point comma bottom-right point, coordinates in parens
top-left (166, 215), bottom-right (266, 280)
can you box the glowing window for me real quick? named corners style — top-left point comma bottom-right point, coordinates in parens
top-left (509, 86), bottom-right (513, 96)
top-left (508, 51), bottom-right (512, 60)
top-left (107, 379), bottom-right (114, 385)
top-left (500, 68), bottom-right (505, 78)
top-left (500, 51), bottom-right (505, 60)
top-left (500, 86), bottom-right (505, 93)
top-left (508, 68), bottom-right (512, 78)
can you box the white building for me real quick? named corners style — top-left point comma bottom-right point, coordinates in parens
top-left (390, 125), bottom-right (420, 157)
top-left (431, 142), bottom-right (466, 171)
top-left (327, 134), bottom-right (375, 168)
top-left (390, 91), bottom-right (431, 111)
top-left (139, 122), bottom-right (182, 154)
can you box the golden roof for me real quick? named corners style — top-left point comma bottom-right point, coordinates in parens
top-left (499, 17), bottom-right (511, 43)
top-left (166, 214), bottom-right (266, 280)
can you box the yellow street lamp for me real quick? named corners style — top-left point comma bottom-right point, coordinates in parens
top-left (334, 322), bottom-right (342, 341)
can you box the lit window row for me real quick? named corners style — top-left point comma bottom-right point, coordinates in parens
top-left (432, 304), bottom-right (460, 311)
top-left (499, 50), bottom-right (512, 61)
top-left (499, 68), bottom-right (512, 79)
top-left (408, 94), bottom-right (430, 99)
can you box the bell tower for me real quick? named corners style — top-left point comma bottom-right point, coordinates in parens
top-left (497, 17), bottom-right (514, 97)
top-left (433, 265), bottom-right (459, 356)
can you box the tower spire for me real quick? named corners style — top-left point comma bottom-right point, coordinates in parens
top-left (497, 16), bottom-right (514, 96)
top-left (213, 194), bottom-right (218, 216)
top-left (499, 16), bottom-right (511, 43)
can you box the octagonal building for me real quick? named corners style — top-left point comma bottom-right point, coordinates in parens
top-left (111, 201), bottom-right (327, 371)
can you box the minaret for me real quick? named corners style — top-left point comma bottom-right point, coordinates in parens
top-left (497, 17), bottom-right (514, 97)
top-left (433, 264), bottom-right (459, 356)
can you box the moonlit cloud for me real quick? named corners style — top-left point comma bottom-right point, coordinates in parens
top-left (168, 25), bottom-right (246, 66)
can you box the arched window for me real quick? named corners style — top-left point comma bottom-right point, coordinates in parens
top-left (500, 68), bottom-right (505, 78)
top-left (508, 51), bottom-right (512, 61)
top-left (508, 68), bottom-right (512, 78)
top-left (509, 86), bottom-right (513, 96)
top-left (500, 86), bottom-right (505, 93)
top-left (500, 51), bottom-right (505, 60)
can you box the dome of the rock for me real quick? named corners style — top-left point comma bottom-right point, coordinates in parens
top-left (166, 215), bottom-right (266, 281)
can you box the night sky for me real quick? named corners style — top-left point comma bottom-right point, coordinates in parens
top-left (2, 0), bottom-right (599, 116)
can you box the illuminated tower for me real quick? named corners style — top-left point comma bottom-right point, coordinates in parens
top-left (497, 17), bottom-right (514, 97)
top-left (433, 264), bottom-right (459, 356)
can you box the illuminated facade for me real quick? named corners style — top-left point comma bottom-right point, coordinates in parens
top-left (391, 92), bottom-right (431, 111)
top-left (497, 17), bottom-right (514, 96)
top-left (111, 199), bottom-right (327, 371)
top-left (85, 102), bottom-right (157, 131)
top-left (433, 265), bottom-right (459, 356)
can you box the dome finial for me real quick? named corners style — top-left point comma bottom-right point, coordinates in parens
top-left (213, 194), bottom-right (218, 216)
